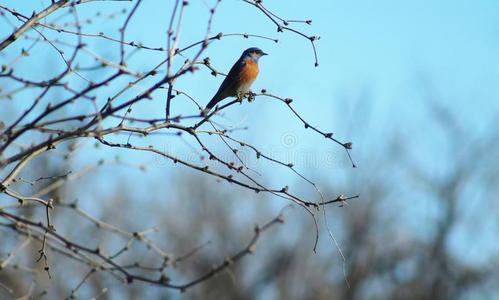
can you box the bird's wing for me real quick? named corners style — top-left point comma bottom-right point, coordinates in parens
top-left (207, 60), bottom-right (245, 108)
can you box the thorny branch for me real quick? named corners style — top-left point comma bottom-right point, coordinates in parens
top-left (0, 209), bottom-right (285, 291)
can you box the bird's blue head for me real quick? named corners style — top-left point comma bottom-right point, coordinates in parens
top-left (241, 47), bottom-right (268, 63)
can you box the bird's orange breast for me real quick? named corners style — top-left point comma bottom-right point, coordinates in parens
top-left (239, 60), bottom-right (259, 84)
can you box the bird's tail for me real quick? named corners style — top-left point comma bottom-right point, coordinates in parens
top-left (203, 95), bottom-right (220, 114)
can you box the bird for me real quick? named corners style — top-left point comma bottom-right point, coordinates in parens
top-left (204, 47), bottom-right (267, 114)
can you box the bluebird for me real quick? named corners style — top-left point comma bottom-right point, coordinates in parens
top-left (204, 47), bottom-right (268, 113)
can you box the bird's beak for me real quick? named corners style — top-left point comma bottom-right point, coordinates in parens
top-left (262, 52), bottom-right (268, 56)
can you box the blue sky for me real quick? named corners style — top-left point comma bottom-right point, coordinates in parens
top-left (3, 0), bottom-right (498, 141)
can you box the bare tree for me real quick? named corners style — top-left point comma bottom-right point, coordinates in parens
top-left (0, 1), bottom-right (356, 297)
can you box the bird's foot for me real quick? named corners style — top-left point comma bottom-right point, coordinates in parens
top-left (247, 91), bottom-right (256, 102)
top-left (236, 94), bottom-right (244, 104)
